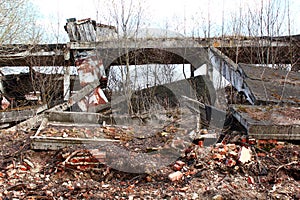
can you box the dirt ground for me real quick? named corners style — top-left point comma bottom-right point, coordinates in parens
top-left (0, 128), bottom-right (299, 200)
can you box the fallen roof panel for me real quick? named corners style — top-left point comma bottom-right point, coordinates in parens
top-left (231, 105), bottom-right (300, 140)
top-left (240, 64), bottom-right (300, 105)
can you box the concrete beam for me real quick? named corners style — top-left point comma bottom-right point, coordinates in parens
top-left (0, 105), bottom-right (47, 123)
top-left (0, 44), bottom-right (70, 66)
top-left (46, 111), bottom-right (113, 124)
top-left (208, 47), bottom-right (256, 104)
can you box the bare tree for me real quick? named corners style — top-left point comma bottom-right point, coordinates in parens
top-left (0, 1), bottom-right (71, 109)
top-left (227, 0), bottom-right (293, 67)
top-left (0, 0), bottom-right (42, 44)
top-left (103, 0), bottom-right (145, 113)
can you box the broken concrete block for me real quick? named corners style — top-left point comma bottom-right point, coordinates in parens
top-left (1, 96), bottom-right (10, 110)
top-left (228, 150), bottom-right (238, 157)
top-left (173, 164), bottom-right (182, 171)
top-left (226, 143), bottom-right (236, 151)
top-left (212, 194), bottom-right (223, 200)
top-left (175, 160), bottom-right (185, 167)
top-left (45, 190), bottom-right (54, 197)
top-left (6, 169), bottom-right (17, 177)
top-left (213, 153), bottom-right (225, 160)
top-left (200, 129), bottom-right (208, 134)
top-left (77, 87), bottom-right (108, 112)
top-left (247, 176), bottom-right (255, 184)
top-left (238, 146), bottom-right (252, 164)
top-left (168, 171), bottom-right (183, 182)
top-left (198, 140), bottom-right (204, 147)
top-left (89, 149), bottom-right (106, 162)
top-left (225, 158), bottom-right (236, 167)
top-left (218, 147), bottom-right (227, 155)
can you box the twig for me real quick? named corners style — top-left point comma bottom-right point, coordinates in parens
top-left (276, 161), bottom-right (298, 173)
top-left (61, 150), bottom-right (81, 167)
top-left (254, 146), bottom-right (282, 165)
top-left (251, 146), bottom-right (261, 184)
top-left (7, 183), bottom-right (26, 191)
top-left (260, 67), bottom-right (269, 101)
top-left (129, 174), bottom-right (144, 182)
top-left (279, 70), bottom-right (291, 102)
top-left (5, 140), bottom-right (30, 159)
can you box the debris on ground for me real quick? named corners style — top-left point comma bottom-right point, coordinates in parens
top-left (0, 128), bottom-right (299, 199)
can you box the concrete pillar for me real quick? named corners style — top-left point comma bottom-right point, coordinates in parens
top-left (207, 64), bottom-right (214, 82)
top-left (0, 76), bottom-right (4, 95)
top-left (190, 65), bottom-right (195, 78)
top-left (63, 66), bottom-right (71, 101)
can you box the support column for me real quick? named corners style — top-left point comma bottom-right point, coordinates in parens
top-left (63, 66), bottom-right (71, 101)
top-left (190, 65), bottom-right (195, 78)
top-left (0, 68), bottom-right (4, 94)
top-left (207, 63), bottom-right (214, 82)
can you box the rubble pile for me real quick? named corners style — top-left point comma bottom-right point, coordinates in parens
top-left (0, 129), bottom-right (299, 199)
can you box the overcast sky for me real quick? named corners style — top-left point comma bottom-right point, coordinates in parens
top-left (31, 0), bottom-right (299, 42)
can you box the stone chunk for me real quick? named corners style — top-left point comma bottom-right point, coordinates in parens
top-left (238, 146), bottom-right (252, 164)
top-left (168, 171), bottom-right (183, 182)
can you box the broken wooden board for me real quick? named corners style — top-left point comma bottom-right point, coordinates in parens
top-left (231, 105), bottom-right (300, 140)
